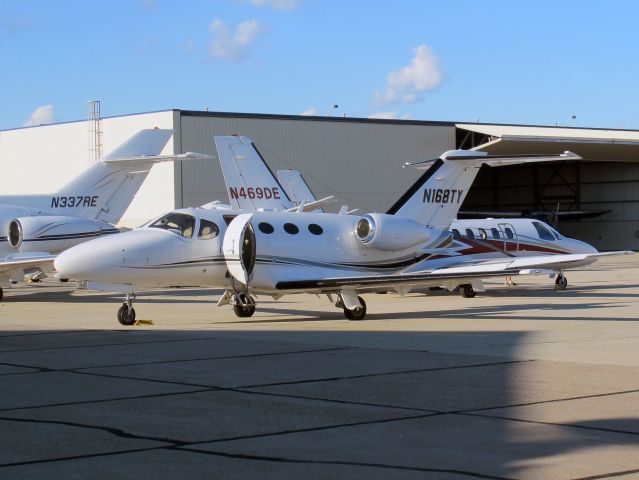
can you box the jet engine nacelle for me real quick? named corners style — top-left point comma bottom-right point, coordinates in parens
top-left (8, 215), bottom-right (118, 253)
top-left (354, 213), bottom-right (436, 251)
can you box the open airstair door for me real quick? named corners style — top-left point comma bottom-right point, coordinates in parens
top-left (222, 213), bottom-right (256, 286)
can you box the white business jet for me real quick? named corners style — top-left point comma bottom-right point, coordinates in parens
top-left (0, 129), bottom-right (208, 300)
top-left (220, 136), bottom-right (602, 291)
top-left (57, 139), bottom-right (620, 324)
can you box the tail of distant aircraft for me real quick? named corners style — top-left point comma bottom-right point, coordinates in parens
top-left (277, 169), bottom-right (326, 212)
top-left (53, 129), bottom-right (174, 224)
top-left (215, 136), bottom-right (294, 212)
top-left (387, 150), bottom-right (581, 228)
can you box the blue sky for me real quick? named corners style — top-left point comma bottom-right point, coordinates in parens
top-left (2, 0), bottom-right (638, 130)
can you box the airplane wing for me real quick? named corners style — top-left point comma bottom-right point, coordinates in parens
top-left (0, 253), bottom-right (56, 275)
top-left (457, 209), bottom-right (612, 221)
top-left (274, 251), bottom-right (633, 291)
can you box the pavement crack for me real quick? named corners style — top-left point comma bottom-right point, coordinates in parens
top-left (457, 388), bottom-right (639, 414)
top-left (0, 416), bottom-right (183, 446)
top-left (70, 346), bottom-right (353, 370)
top-left (570, 466), bottom-right (639, 479)
top-left (0, 388), bottom-right (215, 413)
top-left (459, 411), bottom-right (639, 437)
top-left (238, 359), bottom-right (535, 389)
top-left (176, 447), bottom-right (518, 480)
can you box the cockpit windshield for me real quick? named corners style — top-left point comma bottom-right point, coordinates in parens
top-left (148, 212), bottom-right (196, 238)
top-left (532, 221), bottom-right (555, 241)
top-left (547, 225), bottom-right (564, 240)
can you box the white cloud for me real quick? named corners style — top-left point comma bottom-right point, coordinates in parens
top-left (139, 0), bottom-right (157, 10)
top-left (209, 19), bottom-right (265, 62)
top-left (368, 112), bottom-right (413, 120)
top-left (244, 0), bottom-right (302, 10)
top-left (300, 108), bottom-right (318, 116)
top-left (373, 44), bottom-right (443, 105)
top-left (184, 38), bottom-right (196, 53)
top-left (23, 105), bottom-right (55, 127)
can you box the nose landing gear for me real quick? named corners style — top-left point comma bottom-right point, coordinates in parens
top-left (117, 293), bottom-right (137, 325)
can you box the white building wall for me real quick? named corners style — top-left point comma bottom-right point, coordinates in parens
top-left (0, 110), bottom-right (175, 227)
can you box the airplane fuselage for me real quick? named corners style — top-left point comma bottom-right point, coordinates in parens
top-left (54, 208), bottom-right (598, 295)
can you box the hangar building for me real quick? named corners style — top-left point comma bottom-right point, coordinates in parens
top-left (1, 109), bottom-right (638, 250)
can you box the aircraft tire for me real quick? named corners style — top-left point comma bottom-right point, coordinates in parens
top-left (117, 304), bottom-right (136, 326)
top-left (233, 304), bottom-right (256, 318)
top-left (555, 274), bottom-right (568, 291)
top-left (460, 284), bottom-right (476, 298)
top-left (344, 296), bottom-right (367, 321)
top-left (0, 287), bottom-right (3, 302)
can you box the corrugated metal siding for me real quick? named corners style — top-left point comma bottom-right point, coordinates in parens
top-left (177, 114), bottom-right (455, 212)
top-left (560, 221), bottom-right (639, 251)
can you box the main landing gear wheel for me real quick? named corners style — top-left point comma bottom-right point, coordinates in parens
top-left (233, 304), bottom-right (256, 318)
top-left (231, 292), bottom-right (256, 318)
top-left (460, 284), bottom-right (477, 298)
top-left (343, 296), bottom-right (367, 321)
top-left (117, 303), bottom-right (136, 326)
top-left (555, 274), bottom-right (568, 291)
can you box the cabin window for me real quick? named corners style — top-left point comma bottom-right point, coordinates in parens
top-left (504, 227), bottom-right (514, 240)
top-left (478, 228), bottom-right (488, 240)
top-left (308, 224), bottom-right (323, 235)
top-left (451, 228), bottom-right (461, 240)
top-left (465, 228), bottom-right (475, 239)
top-left (491, 228), bottom-right (500, 239)
top-left (149, 212), bottom-right (195, 239)
top-left (284, 223), bottom-right (299, 235)
top-left (533, 221), bottom-right (555, 241)
top-left (197, 220), bottom-right (219, 240)
top-left (258, 222), bottom-right (274, 234)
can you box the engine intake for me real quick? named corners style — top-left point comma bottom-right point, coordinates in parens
top-left (355, 213), bottom-right (439, 251)
top-left (8, 215), bottom-right (118, 253)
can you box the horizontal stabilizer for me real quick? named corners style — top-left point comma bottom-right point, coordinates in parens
top-left (404, 150), bottom-right (581, 169)
top-left (285, 196), bottom-right (337, 213)
top-left (102, 129), bottom-right (173, 161)
top-left (103, 151), bottom-right (213, 164)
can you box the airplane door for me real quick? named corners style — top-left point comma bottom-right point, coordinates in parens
top-left (498, 223), bottom-right (519, 252)
top-left (222, 213), bottom-right (256, 285)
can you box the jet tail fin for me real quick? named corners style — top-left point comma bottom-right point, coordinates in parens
top-left (387, 150), bottom-right (580, 228)
top-left (277, 169), bottom-right (330, 212)
top-left (54, 129), bottom-right (174, 224)
top-left (215, 136), bottom-right (294, 211)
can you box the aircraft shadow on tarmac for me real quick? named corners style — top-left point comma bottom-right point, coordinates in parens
top-left (0, 286), bottom-right (227, 304)
top-left (226, 299), bottom-right (637, 324)
top-left (0, 326), bottom-right (637, 479)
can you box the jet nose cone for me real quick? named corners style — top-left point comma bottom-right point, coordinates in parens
top-left (55, 241), bottom-right (107, 279)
